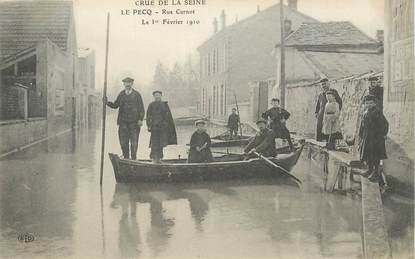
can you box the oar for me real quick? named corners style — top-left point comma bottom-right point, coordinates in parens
top-left (253, 152), bottom-right (302, 185)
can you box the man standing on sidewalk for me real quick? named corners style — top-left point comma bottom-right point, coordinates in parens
top-left (105, 77), bottom-right (145, 160)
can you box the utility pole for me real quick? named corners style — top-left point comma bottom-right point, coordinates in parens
top-left (279, 0), bottom-right (286, 108)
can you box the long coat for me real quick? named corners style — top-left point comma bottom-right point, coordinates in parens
top-left (315, 89), bottom-right (342, 141)
top-left (358, 106), bottom-right (389, 162)
top-left (107, 89), bottom-right (145, 125)
top-left (188, 131), bottom-right (213, 163)
top-left (244, 128), bottom-right (277, 157)
top-left (146, 101), bottom-right (177, 147)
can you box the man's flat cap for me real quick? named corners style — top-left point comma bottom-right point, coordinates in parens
top-left (368, 76), bottom-right (379, 81)
top-left (152, 90), bottom-right (162, 95)
top-left (195, 120), bottom-right (206, 126)
top-left (271, 98), bottom-right (280, 102)
top-left (122, 77), bottom-right (134, 83)
top-left (320, 78), bottom-right (329, 83)
top-left (256, 119), bottom-right (267, 125)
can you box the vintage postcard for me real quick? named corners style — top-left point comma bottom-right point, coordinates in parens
top-left (0, 0), bottom-right (413, 258)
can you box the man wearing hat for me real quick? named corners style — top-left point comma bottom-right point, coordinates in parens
top-left (105, 77), bottom-right (145, 160)
top-left (262, 98), bottom-right (294, 151)
top-left (358, 95), bottom-right (389, 182)
top-left (188, 120), bottom-right (213, 163)
top-left (368, 76), bottom-right (383, 109)
top-left (315, 78), bottom-right (343, 141)
top-left (244, 119), bottom-right (277, 158)
top-left (146, 90), bottom-right (177, 163)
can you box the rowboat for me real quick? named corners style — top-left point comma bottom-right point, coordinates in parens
top-left (210, 134), bottom-right (251, 148)
top-left (108, 145), bottom-right (304, 183)
top-left (174, 115), bottom-right (208, 126)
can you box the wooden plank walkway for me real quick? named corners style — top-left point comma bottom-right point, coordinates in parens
top-left (361, 177), bottom-right (392, 259)
top-left (303, 138), bottom-right (392, 259)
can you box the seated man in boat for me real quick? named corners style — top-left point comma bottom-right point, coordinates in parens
top-left (146, 91), bottom-right (177, 163)
top-left (227, 108), bottom-right (240, 139)
top-left (188, 120), bottom-right (214, 163)
top-left (262, 98), bottom-right (294, 151)
top-left (243, 119), bottom-right (277, 159)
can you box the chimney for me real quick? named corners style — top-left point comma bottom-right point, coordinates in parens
top-left (235, 15), bottom-right (238, 23)
top-left (288, 0), bottom-right (298, 11)
top-left (213, 18), bottom-right (218, 34)
top-left (257, 5), bottom-right (261, 13)
top-left (284, 19), bottom-right (292, 36)
top-left (376, 30), bottom-right (384, 43)
top-left (220, 10), bottom-right (226, 30)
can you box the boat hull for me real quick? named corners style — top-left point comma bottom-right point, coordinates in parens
top-left (109, 146), bottom-right (303, 183)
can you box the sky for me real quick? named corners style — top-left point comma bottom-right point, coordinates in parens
top-left (73, 0), bottom-right (385, 91)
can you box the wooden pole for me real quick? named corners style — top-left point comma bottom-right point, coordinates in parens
top-left (100, 13), bottom-right (110, 185)
top-left (279, 0), bottom-right (286, 109)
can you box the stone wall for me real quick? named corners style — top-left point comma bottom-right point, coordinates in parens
top-left (285, 74), bottom-right (378, 140)
top-left (0, 119), bottom-right (47, 155)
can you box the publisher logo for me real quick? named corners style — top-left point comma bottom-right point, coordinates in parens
top-left (17, 233), bottom-right (35, 243)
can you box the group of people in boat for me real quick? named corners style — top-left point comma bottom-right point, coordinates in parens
top-left (106, 75), bottom-right (389, 182)
top-left (104, 77), bottom-right (177, 164)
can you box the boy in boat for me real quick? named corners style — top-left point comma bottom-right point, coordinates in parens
top-left (104, 77), bottom-right (145, 160)
top-left (146, 91), bottom-right (177, 163)
top-left (322, 90), bottom-right (343, 150)
top-left (358, 95), bottom-right (389, 182)
top-left (262, 98), bottom-right (294, 151)
top-left (227, 108), bottom-right (240, 139)
top-left (188, 120), bottom-right (214, 163)
top-left (244, 119), bottom-right (276, 159)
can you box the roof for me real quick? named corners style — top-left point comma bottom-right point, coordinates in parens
top-left (198, 4), bottom-right (318, 50)
top-left (0, 0), bottom-right (73, 60)
top-left (285, 21), bottom-right (378, 47)
top-left (303, 51), bottom-right (384, 79)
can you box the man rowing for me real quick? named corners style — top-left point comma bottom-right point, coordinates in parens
top-left (244, 119), bottom-right (277, 159)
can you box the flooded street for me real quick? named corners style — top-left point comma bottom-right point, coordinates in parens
top-left (0, 116), bottom-right (412, 259)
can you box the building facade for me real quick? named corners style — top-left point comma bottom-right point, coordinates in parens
top-left (383, 0), bottom-right (414, 196)
top-left (266, 22), bottom-right (384, 136)
top-left (197, 0), bottom-right (317, 122)
top-left (0, 1), bottom-right (93, 155)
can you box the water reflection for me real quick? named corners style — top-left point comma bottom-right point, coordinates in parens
top-left (0, 120), bottom-right (411, 258)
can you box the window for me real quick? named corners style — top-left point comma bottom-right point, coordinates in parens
top-left (220, 84), bottom-right (224, 115)
top-left (213, 86), bottom-right (216, 115)
top-left (54, 68), bottom-right (65, 115)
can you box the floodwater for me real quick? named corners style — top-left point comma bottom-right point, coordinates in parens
top-left (0, 116), bottom-right (413, 259)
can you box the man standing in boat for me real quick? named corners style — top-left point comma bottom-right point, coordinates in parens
top-left (227, 108), bottom-right (240, 139)
top-left (262, 98), bottom-right (294, 151)
top-left (244, 119), bottom-right (276, 158)
top-left (105, 77), bottom-right (145, 160)
top-left (146, 91), bottom-right (177, 163)
top-left (315, 78), bottom-right (342, 142)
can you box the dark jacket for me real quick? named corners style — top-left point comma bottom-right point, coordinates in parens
top-left (188, 131), bottom-right (213, 163)
top-left (262, 107), bottom-right (291, 138)
top-left (315, 88), bottom-right (342, 141)
top-left (358, 106), bottom-right (389, 162)
top-left (146, 101), bottom-right (177, 146)
top-left (244, 128), bottom-right (276, 157)
top-left (227, 114), bottom-right (240, 129)
top-left (107, 89), bottom-right (145, 125)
